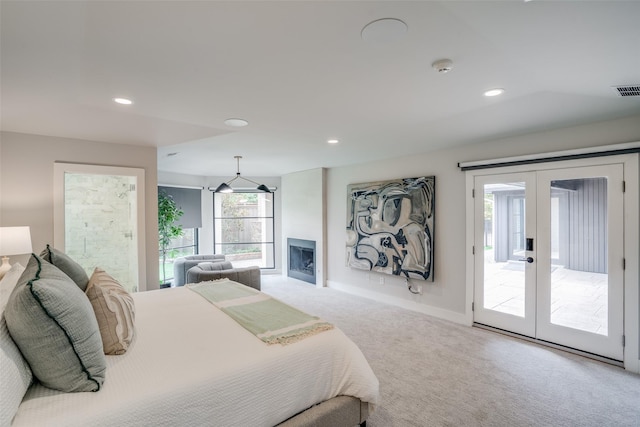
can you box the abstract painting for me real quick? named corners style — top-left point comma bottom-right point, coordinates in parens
top-left (346, 176), bottom-right (435, 281)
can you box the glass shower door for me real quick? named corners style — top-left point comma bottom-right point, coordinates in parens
top-left (54, 163), bottom-right (145, 293)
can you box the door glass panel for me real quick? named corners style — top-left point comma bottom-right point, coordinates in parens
top-left (483, 182), bottom-right (526, 317)
top-left (549, 177), bottom-right (608, 335)
top-left (64, 172), bottom-right (139, 293)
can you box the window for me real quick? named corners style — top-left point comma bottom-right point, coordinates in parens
top-left (160, 228), bottom-right (199, 282)
top-left (213, 192), bottom-right (275, 269)
top-left (158, 185), bottom-right (203, 284)
top-left (160, 228), bottom-right (198, 281)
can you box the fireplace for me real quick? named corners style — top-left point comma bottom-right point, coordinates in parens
top-left (287, 238), bottom-right (316, 285)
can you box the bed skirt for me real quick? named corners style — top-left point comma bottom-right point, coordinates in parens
top-left (277, 396), bottom-right (369, 427)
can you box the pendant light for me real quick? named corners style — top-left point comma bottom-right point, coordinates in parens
top-left (213, 156), bottom-right (273, 193)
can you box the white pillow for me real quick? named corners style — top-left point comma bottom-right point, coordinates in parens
top-left (0, 262), bottom-right (25, 310)
top-left (0, 262), bottom-right (33, 427)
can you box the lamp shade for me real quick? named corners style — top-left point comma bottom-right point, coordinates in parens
top-left (213, 156), bottom-right (276, 193)
top-left (0, 226), bottom-right (33, 256)
top-left (214, 182), bottom-right (233, 193)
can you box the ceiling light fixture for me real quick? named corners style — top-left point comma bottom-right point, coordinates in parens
top-left (213, 156), bottom-right (274, 193)
top-left (224, 118), bottom-right (249, 127)
top-left (327, 139), bottom-right (339, 144)
top-left (484, 88), bottom-right (505, 97)
top-left (113, 97), bottom-right (133, 105)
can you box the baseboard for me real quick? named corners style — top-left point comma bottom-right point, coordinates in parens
top-left (261, 269), bottom-right (282, 275)
top-left (628, 359), bottom-right (640, 374)
top-left (326, 280), bottom-right (467, 325)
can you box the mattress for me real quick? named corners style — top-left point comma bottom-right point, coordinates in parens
top-left (12, 286), bottom-right (379, 426)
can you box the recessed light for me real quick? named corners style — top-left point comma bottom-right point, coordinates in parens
top-left (484, 88), bottom-right (505, 97)
top-left (113, 97), bottom-right (133, 105)
top-left (327, 139), bottom-right (339, 144)
top-left (224, 118), bottom-right (249, 127)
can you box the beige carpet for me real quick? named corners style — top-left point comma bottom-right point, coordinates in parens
top-left (261, 276), bottom-right (640, 427)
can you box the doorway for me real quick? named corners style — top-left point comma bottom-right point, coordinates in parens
top-left (54, 163), bottom-right (146, 293)
top-left (472, 161), bottom-right (626, 361)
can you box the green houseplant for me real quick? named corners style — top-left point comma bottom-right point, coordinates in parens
top-left (158, 189), bottom-right (184, 286)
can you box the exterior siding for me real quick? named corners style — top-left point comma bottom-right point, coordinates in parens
top-left (566, 178), bottom-right (608, 274)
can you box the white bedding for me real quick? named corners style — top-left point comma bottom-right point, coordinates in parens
top-left (12, 286), bottom-right (379, 427)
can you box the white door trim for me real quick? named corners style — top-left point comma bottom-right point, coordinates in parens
top-left (472, 172), bottom-right (537, 337)
top-left (535, 164), bottom-right (624, 360)
top-left (465, 154), bottom-right (639, 372)
top-left (54, 162), bottom-right (147, 292)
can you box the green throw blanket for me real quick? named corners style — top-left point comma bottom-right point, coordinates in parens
top-left (187, 279), bottom-right (334, 345)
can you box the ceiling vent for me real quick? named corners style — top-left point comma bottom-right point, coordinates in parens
top-left (612, 85), bottom-right (640, 97)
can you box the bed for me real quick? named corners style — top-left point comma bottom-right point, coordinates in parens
top-left (1, 253), bottom-right (379, 427)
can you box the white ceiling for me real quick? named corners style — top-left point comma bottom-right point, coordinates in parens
top-left (2, 1), bottom-right (640, 177)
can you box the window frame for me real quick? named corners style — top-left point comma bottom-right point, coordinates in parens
top-left (212, 191), bottom-right (275, 270)
top-left (160, 228), bottom-right (199, 282)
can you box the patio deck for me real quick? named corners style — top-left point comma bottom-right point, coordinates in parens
top-left (483, 258), bottom-right (608, 335)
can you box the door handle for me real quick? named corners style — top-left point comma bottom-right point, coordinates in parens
top-left (518, 257), bottom-right (534, 263)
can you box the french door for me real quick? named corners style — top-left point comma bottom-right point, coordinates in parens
top-left (473, 163), bottom-right (624, 361)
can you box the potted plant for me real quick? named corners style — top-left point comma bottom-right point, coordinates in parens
top-left (158, 189), bottom-right (184, 288)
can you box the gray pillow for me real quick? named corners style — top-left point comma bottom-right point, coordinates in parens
top-left (40, 244), bottom-right (89, 291)
top-left (197, 261), bottom-right (233, 271)
top-left (0, 263), bottom-right (32, 427)
top-left (4, 254), bottom-right (106, 392)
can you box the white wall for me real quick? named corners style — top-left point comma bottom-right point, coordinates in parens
top-left (325, 114), bottom-right (640, 336)
top-left (5, 113), bottom-right (640, 368)
top-left (281, 168), bottom-right (326, 286)
top-left (0, 131), bottom-right (159, 289)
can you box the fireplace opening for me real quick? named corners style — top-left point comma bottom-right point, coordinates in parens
top-left (287, 238), bottom-right (316, 285)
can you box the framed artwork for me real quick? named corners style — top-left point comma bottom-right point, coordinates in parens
top-left (346, 176), bottom-right (435, 281)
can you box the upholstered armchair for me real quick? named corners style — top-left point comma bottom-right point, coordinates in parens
top-left (172, 254), bottom-right (226, 287)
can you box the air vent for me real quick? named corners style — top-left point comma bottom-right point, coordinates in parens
top-left (612, 85), bottom-right (640, 97)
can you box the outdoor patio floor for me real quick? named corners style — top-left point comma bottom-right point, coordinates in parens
top-left (483, 259), bottom-right (608, 335)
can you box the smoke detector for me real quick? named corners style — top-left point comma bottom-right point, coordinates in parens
top-left (432, 59), bottom-right (453, 73)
